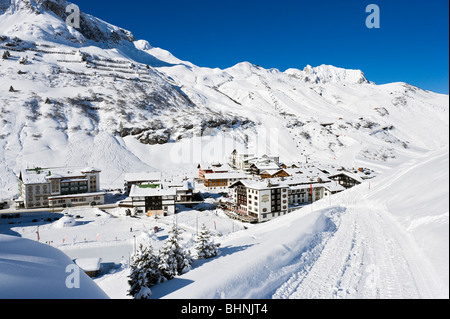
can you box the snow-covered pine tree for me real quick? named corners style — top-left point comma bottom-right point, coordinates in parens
top-left (128, 243), bottom-right (161, 299)
top-left (194, 224), bottom-right (220, 259)
top-left (158, 224), bottom-right (193, 280)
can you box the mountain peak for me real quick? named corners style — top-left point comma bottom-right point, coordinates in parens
top-left (0, 0), bottom-right (135, 47)
top-left (285, 64), bottom-right (370, 85)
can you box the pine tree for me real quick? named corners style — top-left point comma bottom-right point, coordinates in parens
top-left (128, 243), bottom-right (161, 299)
top-left (195, 224), bottom-right (220, 259)
top-left (158, 225), bottom-right (193, 280)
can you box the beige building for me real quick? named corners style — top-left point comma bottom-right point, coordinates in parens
top-left (16, 167), bottom-right (104, 209)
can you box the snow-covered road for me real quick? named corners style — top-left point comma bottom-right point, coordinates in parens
top-left (273, 200), bottom-right (444, 299)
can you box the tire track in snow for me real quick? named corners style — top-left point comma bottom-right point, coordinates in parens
top-left (273, 200), bottom-right (437, 299)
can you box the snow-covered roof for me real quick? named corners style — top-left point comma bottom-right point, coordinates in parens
top-left (250, 161), bottom-right (280, 170)
top-left (165, 180), bottom-right (194, 191)
top-left (204, 172), bottom-right (247, 180)
top-left (328, 171), bottom-right (363, 183)
top-left (81, 167), bottom-right (101, 173)
top-left (20, 170), bottom-right (49, 184)
top-left (129, 184), bottom-right (176, 197)
top-left (124, 171), bottom-right (162, 182)
top-left (75, 258), bottom-right (102, 272)
top-left (20, 168), bottom-right (92, 185)
top-left (230, 179), bottom-right (289, 190)
top-left (322, 182), bottom-right (346, 192)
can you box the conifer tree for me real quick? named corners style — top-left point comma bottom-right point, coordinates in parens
top-left (128, 243), bottom-right (161, 299)
top-left (194, 224), bottom-right (220, 259)
top-left (158, 225), bottom-right (193, 280)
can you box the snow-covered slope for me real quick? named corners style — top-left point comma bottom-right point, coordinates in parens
top-left (0, 233), bottom-right (109, 299)
top-left (148, 147), bottom-right (449, 299)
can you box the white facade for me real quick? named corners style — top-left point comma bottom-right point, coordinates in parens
top-left (230, 180), bottom-right (289, 223)
top-left (122, 184), bottom-right (176, 216)
top-left (17, 167), bottom-right (102, 209)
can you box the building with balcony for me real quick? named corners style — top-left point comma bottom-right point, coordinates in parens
top-left (16, 167), bottom-right (104, 209)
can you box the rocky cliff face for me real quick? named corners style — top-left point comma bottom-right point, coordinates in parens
top-left (0, 0), bottom-right (135, 45)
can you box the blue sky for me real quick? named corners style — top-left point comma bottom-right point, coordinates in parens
top-left (75, 0), bottom-right (449, 94)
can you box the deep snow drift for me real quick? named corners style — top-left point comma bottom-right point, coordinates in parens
top-left (0, 234), bottom-right (109, 299)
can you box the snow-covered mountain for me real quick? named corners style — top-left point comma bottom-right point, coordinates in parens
top-left (0, 0), bottom-right (448, 199)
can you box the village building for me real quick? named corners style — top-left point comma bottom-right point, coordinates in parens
top-left (203, 172), bottom-right (247, 192)
top-left (287, 182), bottom-right (346, 206)
top-left (123, 171), bottom-right (162, 195)
top-left (74, 258), bottom-right (103, 278)
top-left (165, 180), bottom-right (195, 203)
top-left (226, 180), bottom-right (290, 223)
top-left (229, 149), bottom-right (255, 170)
top-left (16, 167), bottom-right (105, 209)
top-left (260, 168), bottom-right (291, 179)
top-left (328, 172), bottom-right (363, 189)
top-left (197, 163), bottom-right (231, 181)
top-left (119, 184), bottom-right (176, 217)
top-left (249, 160), bottom-right (280, 176)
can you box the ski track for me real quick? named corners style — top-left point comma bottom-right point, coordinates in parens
top-left (272, 200), bottom-right (439, 299)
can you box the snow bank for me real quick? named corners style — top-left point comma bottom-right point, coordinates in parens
top-left (150, 206), bottom-right (340, 299)
top-left (0, 234), bottom-right (109, 299)
top-left (53, 216), bottom-right (77, 229)
top-left (368, 147), bottom-right (449, 289)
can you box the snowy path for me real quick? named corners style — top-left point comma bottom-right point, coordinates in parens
top-left (272, 198), bottom-right (444, 299)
